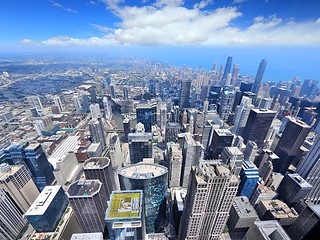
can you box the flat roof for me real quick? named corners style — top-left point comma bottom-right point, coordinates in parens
top-left (25, 143), bottom-right (41, 150)
top-left (106, 190), bottom-right (142, 220)
top-left (118, 163), bottom-right (168, 179)
top-left (254, 220), bottom-right (291, 239)
top-left (288, 173), bottom-right (312, 188)
top-left (128, 132), bottom-right (153, 142)
top-left (233, 196), bottom-right (258, 218)
top-left (83, 157), bottom-right (111, 169)
top-left (0, 164), bottom-right (22, 181)
top-left (71, 233), bottom-right (103, 240)
top-left (25, 186), bottom-right (62, 216)
top-left (214, 129), bottom-right (233, 136)
top-left (67, 180), bottom-right (102, 198)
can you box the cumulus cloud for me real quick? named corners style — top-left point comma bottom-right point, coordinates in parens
top-left (23, 1), bottom-right (320, 47)
top-left (50, 1), bottom-right (78, 13)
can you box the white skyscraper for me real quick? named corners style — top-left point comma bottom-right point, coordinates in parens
top-left (72, 93), bottom-right (82, 112)
top-left (27, 96), bottom-right (43, 111)
top-left (232, 96), bottom-right (254, 135)
top-left (103, 97), bottom-right (112, 120)
top-left (168, 143), bottom-right (182, 187)
top-left (89, 118), bottom-right (106, 149)
top-left (179, 161), bottom-right (239, 240)
top-left (53, 96), bottom-right (64, 113)
top-left (90, 103), bottom-right (102, 119)
top-left (160, 104), bottom-right (167, 129)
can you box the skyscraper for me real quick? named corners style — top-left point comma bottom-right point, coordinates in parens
top-left (72, 93), bottom-right (82, 113)
top-left (83, 157), bottom-right (115, 200)
top-left (179, 80), bottom-right (191, 109)
top-left (123, 118), bottom-right (130, 143)
top-left (273, 117), bottom-right (310, 174)
top-left (0, 163), bottom-right (39, 213)
top-left (53, 95), bottom-right (64, 113)
top-left (167, 143), bottom-right (183, 188)
top-left (252, 59), bottom-right (267, 94)
top-left (242, 109), bottom-right (276, 149)
top-left (27, 96), bottom-right (43, 111)
top-left (136, 102), bottom-right (157, 132)
top-left (237, 160), bottom-right (260, 199)
top-left (4, 142), bottom-right (55, 191)
top-left (207, 129), bottom-right (234, 159)
top-left (90, 103), bottom-right (102, 119)
top-left (221, 56), bottom-right (233, 86)
top-left (0, 188), bottom-right (27, 240)
top-left (103, 97), bottom-right (112, 120)
top-left (80, 91), bottom-right (90, 113)
top-left (179, 161), bottom-right (239, 240)
top-left (232, 96), bottom-right (254, 135)
top-left (118, 163), bottom-right (168, 234)
top-left (67, 180), bottom-right (107, 233)
top-left (123, 86), bottom-right (129, 100)
top-left (128, 132), bottom-right (153, 164)
top-left (218, 90), bottom-right (235, 121)
top-left (89, 118), bottom-right (106, 149)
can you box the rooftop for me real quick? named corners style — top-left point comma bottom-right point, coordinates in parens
top-left (288, 173), bottom-right (313, 188)
top-left (67, 180), bottom-right (102, 198)
top-left (254, 220), bottom-right (291, 240)
top-left (118, 163), bottom-right (168, 179)
top-left (106, 190), bottom-right (142, 220)
top-left (214, 129), bottom-right (233, 136)
top-left (0, 164), bottom-right (22, 181)
top-left (233, 196), bottom-right (258, 218)
top-left (71, 233), bottom-right (103, 240)
top-left (25, 186), bottom-right (62, 216)
top-left (83, 157), bottom-right (111, 169)
top-left (128, 132), bottom-right (153, 142)
top-left (25, 143), bottom-right (41, 150)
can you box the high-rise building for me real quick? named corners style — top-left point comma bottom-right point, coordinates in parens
top-left (110, 84), bottom-right (116, 99)
top-left (105, 190), bottom-right (144, 240)
top-left (118, 163), bottom-right (168, 234)
top-left (72, 93), bottom-right (82, 113)
top-left (123, 86), bottom-right (129, 100)
top-left (103, 97), bottom-right (112, 120)
top-left (167, 143), bottom-right (183, 187)
top-left (218, 90), bottom-right (235, 121)
top-left (80, 91), bottom-right (90, 113)
top-left (89, 85), bottom-right (97, 103)
top-left (160, 104), bottom-right (167, 129)
top-left (53, 96), bottom-right (64, 113)
top-left (221, 56), bottom-right (233, 86)
top-left (181, 133), bottom-right (203, 188)
top-left (178, 161), bottom-right (239, 240)
top-left (136, 103), bottom-right (157, 132)
top-left (0, 163), bottom-right (39, 213)
top-left (273, 117), bottom-right (310, 174)
top-left (232, 96), bottom-right (254, 135)
top-left (67, 180), bottom-right (107, 233)
top-left (252, 59), bottom-right (267, 94)
top-left (179, 80), bottom-right (191, 109)
top-left (83, 157), bottom-right (115, 200)
top-left (243, 141), bottom-right (258, 162)
top-left (237, 160), bottom-right (260, 200)
top-left (250, 185), bottom-right (277, 207)
top-left (90, 103), bottom-right (102, 119)
top-left (25, 186), bottom-right (68, 232)
top-left (221, 147), bottom-right (244, 176)
top-left (4, 142), bottom-right (55, 191)
top-left (89, 118), bottom-right (106, 149)
top-left (123, 118), bottom-right (130, 143)
top-left (27, 96), bottom-right (43, 111)
top-left (71, 233), bottom-right (103, 240)
top-left (242, 109), bottom-right (276, 149)
top-left (0, 188), bottom-right (27, 240)
top-left (277, 173), bottom-right (312, 207)
top-left (231, 64), bottom-right (240, 86)
top-left (245, 220), bottom-right (291, 240)
top-left (207, 129), bottom-right (234, 159)
top-left (128, 132), bottom-right (153, 164)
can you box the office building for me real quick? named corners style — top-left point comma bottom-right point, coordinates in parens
top-left (168, 143), bottom-right (183, 188)
top-left (242, 109), bottom-right (276, 149)
top-left (221, 56), bottom-right (233, 86)
top-left (238, 160), bottom-right (260, 199)
top-left (227, 196), bottom-right (258, 234)
top-left (109, 133), bottom-right (124, 169)
top-left (89, 85), bottom-right (97, 103)
top-left (165, 122), bottom-right (180, 143)
top-left (250, 185), bottom-right (277, 207)
top-left (287, 203), bottom-right (320, 240)
top-left (25, 186), bottom-right (68, 232)
top-left (4, 142), bottom-right (54, 191)
top-left (83, 157), bottom-right (115, 200)
top-left (181, 133), bottom-right (202, 188)
top-left (123, 118), bottom-right (130, 143)
top-left (218, 90), bottom-right (235, 121)
top-left (109, 84), bottom-right (116, 99)
top-left (232, 96), bottom-right (254, 135)
top-left (53, 95), bottom-right (64, 113)
top-left (245, 220), bottom-right (291, 240)
top-left (179, 80), bottom-right (191, 109)
top-left (123, 86), bottom-right (129, 100)
top-left (27, 96), bottom-right (43, 111)
top-left (0, 188), bottom-right (27, 240)
top-left (118, 163), bottom-right (168, 233)
top-left (231, 63), bottom-right (240, 85)
top-left (243, 141), bottom-right (258, 162)
top-left (252, 59), bottom-right (267, 94)
top-left (105, 190), bottom-right (144, 240)
top-left (73, 93), bottom-right (82, 112)
top-left (273, 117), bottom-right (310, 174)
top-left (207, 129), bottom-right (234, 159)
top-left (80, 91), bottom-right (90, 113)
top-left (71, 233), bottom-right (103, 240)
top-left (128, 132), bottom-right (153, 164)
top-left (160, 104), bottom-right (167, 129)
top-left (89, 118), bottom-right (106, 149)
top-left (256, 200), bottom-right (298, 226)
top-left (90, 103), bottom-right (102, 119)
top-left (136, 103), bottom-right (157, 132)
top-left (221, 147), bottom-right (244, 176)
top-left (179, 161), bottom-right (239, 240)
top-left (0, 163), bottom-right (39, 213)
top-left (277, 173), bottom-right (312, 206)
top-left (67, 180), bottom-right (107, 233)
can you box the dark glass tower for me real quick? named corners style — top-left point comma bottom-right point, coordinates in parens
top-left (179, 80), bottom-right (191, 109)
top-left (128, 132), bottom-right (153, 164)
top-left (242, 109), bottom-right (276, 149)
top-left (252, 59), bottom-right (267, 94)
top-left (221, 56), bottom-right (233, 86)
top-left (136, 103), bottom-right (157, 132)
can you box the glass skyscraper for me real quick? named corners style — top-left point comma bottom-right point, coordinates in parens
top-left (237, 160), bottom-right (260, 200)
top-left (136, 103), bottom-right (157, 132)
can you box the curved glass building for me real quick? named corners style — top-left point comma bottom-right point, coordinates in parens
top-left (118, 163), bottom-right (168, 234)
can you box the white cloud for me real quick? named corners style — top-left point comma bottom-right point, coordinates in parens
top-left (50, 1), bottom-right (78, 13)
top-left (23, 2), bottom-right (320, 47)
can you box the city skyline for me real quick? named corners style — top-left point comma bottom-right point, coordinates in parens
top-left (0, 0), bottom-right (320, 81)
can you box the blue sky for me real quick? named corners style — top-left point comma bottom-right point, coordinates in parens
top-left (0, 0), bottom-right (320, 81)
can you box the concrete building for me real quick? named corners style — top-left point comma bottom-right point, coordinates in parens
top-left (83, 157), bottom-right (115, 200)
top-left (105, 190), bottom-right (144, 240)
top-left (179, 161), bottom-right (239, 240)
top-left (53, 95), bottom-right (64, 113)
top-left (128, 132), bottom-right (153, 164)
top-left (27, 96), bottom-right (43, 111)
top-left (118, 163), bottom-right (168, 234)
top-left (250, 185), bottom-right (277, 207)
top-left (67, 180), bottom-right (107, 233)
top-left (0, 188), bottom-right (27, 240)
top-left (167, 143), bottom-right (182, 187)
top-left (245, 220), bottom-right (291, 240)
top-left (228, 196), bottom-right (259, 237)
top-left (71, 233), bottom-right (103, 240)
top-left (89, 118), bottom-right (106, 149)
top-left (232, 96), bottom-right (254, 135)
top-left (207, 129), bottom-right (234, 159)
top-left (218, 90), bottom-right (235, 121)
top-left (221, 146), bottom-right (244, 176)
top-left (277, 173), bottom-right (312, 207)
top-left (103, 97), bottom-right (112, 120)
top-left (90, 103), bottom-right (102, 119)
top-left (25, 186), bottom-right (68, 232)
top-left (0, 163), bottom-right (39, 213)
top-left (243, 141), bottom-right (258, 163)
